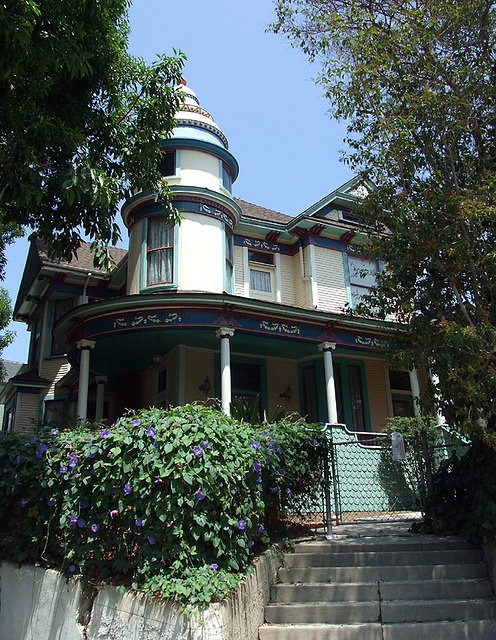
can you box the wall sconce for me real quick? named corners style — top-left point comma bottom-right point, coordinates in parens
top-left (279, 385), bottom-right (293, 401)
top-left (199, 376), bottom-right (212, 394)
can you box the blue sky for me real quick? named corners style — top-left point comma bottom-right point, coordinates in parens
top-left (3, 0), bottom-right (352, 364)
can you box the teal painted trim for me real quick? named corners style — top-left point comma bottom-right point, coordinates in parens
top-left (297, 359), bottom-right (327, 422)
top-left (223, 223), bottom-right (234, 294)
top-left (213, 353), bottom-right (268, 413)
top-left (140, 217), bottom-right (148, 291)
top-left (160, 137), bottom-right (239, 181)
top-left (40, 394), bottom-right (69, 426)
top-left (334, 357), bottom-right (371, 432)
top-left (342, 252), bottom-right (352, 307)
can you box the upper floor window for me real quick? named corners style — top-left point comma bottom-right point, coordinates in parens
top-left (221, 162), bottom-right (232, 192)
top-left (225, 228), bottom-right (233, 293)
top-left (248, 250), bottom-right (274, 298)
top-left (347, 255), bottom-right (379, 309)
top-left (147, 217), bottom-right (174, 286)
top-left (158, 151), bottom-right (176, 177)
top-left (51, 297), bottom-right (74, 356)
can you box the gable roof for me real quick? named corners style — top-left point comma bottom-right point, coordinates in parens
top-left (235, 198), bottom-right (292, 225)
top-left (36, 240), bottom-right (128, 274)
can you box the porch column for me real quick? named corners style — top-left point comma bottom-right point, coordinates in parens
top-left (216, 327), bottom-right (235, 416)
top-left (409, 368), bottom-right (421, 417)
top-left (95, 375), bottom-right (108, 423)
top-left (76, 339), bottom-right (95, 422)
top-left (318, 341), bottom-right (338, 423)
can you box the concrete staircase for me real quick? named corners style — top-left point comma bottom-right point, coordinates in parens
top-left (259, 528), bottom-right (496, 639)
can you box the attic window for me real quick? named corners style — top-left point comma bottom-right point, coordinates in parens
top-left (340, 210), bottom-right (363, 225)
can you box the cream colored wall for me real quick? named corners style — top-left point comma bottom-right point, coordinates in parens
top-left (293, 249), bottom-right (312, 309)
top-left (179, 150), bottom-right (220, 191)
top-left (184, 347), bottom-right (216, 405)
top-left (364, 358), bottom-right (390, 432)
top-left (178, 212), bottom-right (224, 292)
top-left (17, 394), bottom-right (40, 434)
top-left (126, 219), bottom-right (144, 295)
top-left (40, 360), bottom-right (71, 397)
top-left (265, 357), bottom-right (299, 416)
top-left (233, 245), bottom-right (244, 297)
top-left (279, 254), bottom-right (296, 306)
top-left (314, 246), bottom-right (348, 313)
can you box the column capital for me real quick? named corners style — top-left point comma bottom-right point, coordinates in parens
top-left (76, 339), bottom-right (95, 351)
top-left (216, 327), bottom-right (235, 339)
top-left (318, 341), bottom-right (336, 352)
top-left (95, 375), bottom-right (108, 384)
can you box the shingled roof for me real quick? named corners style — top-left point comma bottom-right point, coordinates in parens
top-left (36, 239), bottom-right (128, 274)
top-left (234, 198), bottom-right (292, 226)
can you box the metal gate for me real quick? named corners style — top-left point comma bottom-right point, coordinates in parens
top-left (324, 423), bottom-right (458, 525)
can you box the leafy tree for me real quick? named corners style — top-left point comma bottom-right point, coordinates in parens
top-left (0, 287), bottom-right (15, 379)
top-left (0, 0), bottom-right (185, 268)
top-left (273, 0), bottom-right (496, 440)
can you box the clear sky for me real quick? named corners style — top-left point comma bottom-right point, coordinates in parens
top-left (2, 0), bottom-right (352, 364)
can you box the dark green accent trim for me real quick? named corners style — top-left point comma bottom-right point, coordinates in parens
top-left (161, 138), bottom-right (239, 181)
top-left (298, 359), bottom-right (327, 422)
top-left (334, 357), bottom-right (371, 432)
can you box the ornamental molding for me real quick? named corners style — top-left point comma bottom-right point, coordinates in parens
top-left (354, 335), bottom-right (387, 348)
top-left (112, 313), bottom-right (182, 329)
top-left (259, 320), bottom-right (300, 335)
top-left (175, 118), bottom-right (228, 148)
top-left (243, 238), bottom-right (281, 252)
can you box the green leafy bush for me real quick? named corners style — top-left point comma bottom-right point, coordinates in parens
top-left (0, 404), bottom-right (324, 606)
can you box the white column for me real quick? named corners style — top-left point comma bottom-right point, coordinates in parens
top-left (76, 339), bottom-right (95, 422)
top-left (95, 375), bottom-right (108, 422)
top-left (216, 327), bottom-right (235, 416)
top-left (409, 368), bottom-right (421, 417)
top-left (318, 342), bottom-right (338, 423)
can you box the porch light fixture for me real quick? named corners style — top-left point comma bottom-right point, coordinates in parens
top-left (279, 385), bottom-right (293, 401)
top-left (199, 377), bottom-right (212, 394)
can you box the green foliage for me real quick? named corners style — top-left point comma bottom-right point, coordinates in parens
top-left (273, 0), bottom-right (496, 440)
top-left (0, 1), bottom-right (185, 266)
top-left (0, 404), bottom-right (324, 608)
top-left (419, 438), bottom-right (496, 543)
top-left (0, 287), bottom-right (16, 378)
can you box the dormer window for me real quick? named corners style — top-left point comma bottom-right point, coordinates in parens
top-left (147, 217), bottom-right (174, 286)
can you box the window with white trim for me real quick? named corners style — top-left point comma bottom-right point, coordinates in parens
top-left (147, 217), bottom-right (174, 286)
top-left (248, 250), bottom-right (274, 299)
top-left (225, 228), bottom-right (233, 293)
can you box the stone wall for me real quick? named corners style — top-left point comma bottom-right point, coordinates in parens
top-left (0, 547), bottom-right (282, 640)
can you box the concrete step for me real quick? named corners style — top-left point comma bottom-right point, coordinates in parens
top-left (259, 619), bottom-right (496, 640)
top-left (264, 597), bottom-right (496, 625)
top-left (270, 578), bottom-right (492, 603)
top-left (291, 537), bottom-right (476, 554)
top-left (283, 548), bottom-right (482, 568)
top-left (278, 562), bottom-right (488, 583)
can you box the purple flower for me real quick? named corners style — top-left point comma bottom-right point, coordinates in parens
top-left (15, 455), bottom-right (21, 463)
top-left (47, 499), bottom-right (55, 507)
top-left (109, 509), bottom-right (118, 519)
top-left (251, 440), bottom-right (261, 449)
top-left (68, 456), bottom-right (77, 468)
top-left (247, 540), bottom-right (254, 548)
top-left (196, 489), bottom-right (206, 500)
top-left (268, 443), bottom-right (275, 452)
top-left (68, 565), bottom-right (76, 573)
top-left (132, 419), bottom-right (141, 427)
top-left (258, 475), bottom-right (263, 483)
top-left (201, 440), bottom-right (209, 449)
top-left (210, 563), bottom-right (218, 570)
top-left (193, 445), bottom-right (203, 458)
top-left (237, 519), bottom-right (246, 530)
top-left (148, 535), bottom-right (156, 545)
top-left (50, 444), bottom-right (57, 451)
top-left (30, 436), bottom-right (38, 444)
top-left (38, 443), bottom-right (47, 452)
top-left (60, 465), bottom-right (68, 474)
top-left (77, 518), bottom-right (86, 528)
top-left (253, 460), bottom-right (262, 472)
top-left (124, 483), bottom-right (132, 495)
top-left (35, 451), bottom-right (42, 459)
top-left (135, 517), bottom-right (143, 527)
top-left (258, 525), bottom-right (264, 533)
top-left (70, 515), bottom-right (78, 526)
top-left (88, 450), bottom-right (96, 459)
top-left (146, 426), bottom-right (156, 437)
top-left (20, 498), bottom-right (28, 507)
top-left (91, 524), bottom-right (100, 533)
top-left (270, 487), bottom-right (278, 493)
top-left (286, 488), bottom-right (291, 494)
top-left (99, 429), bottom-right (110, 438)
top-left (277, 446), bottom-right (283, 454)
top-left (313, 439), bottom-right (320, 447)
top-left (81, 500), bottom-right (89, 509)
top-left (50, 428), bottom-right (58, 436)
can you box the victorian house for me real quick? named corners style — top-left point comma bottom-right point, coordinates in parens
top-left (1, 82), bottom-right (420, 433)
